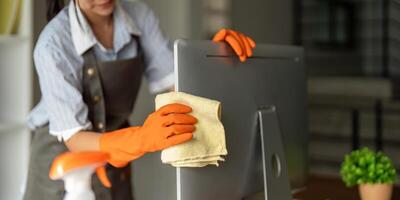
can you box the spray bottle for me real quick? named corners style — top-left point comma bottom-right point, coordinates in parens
top-left (49, 151), bottom-right (111, 200)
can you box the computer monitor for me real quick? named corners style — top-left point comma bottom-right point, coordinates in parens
top-left (132, 40), bottom-right (308, 200)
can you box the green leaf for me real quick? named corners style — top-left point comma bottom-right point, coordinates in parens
top-left (340, 147), bottom-right (397, 187)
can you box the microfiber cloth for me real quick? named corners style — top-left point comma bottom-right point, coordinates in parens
top-left (155, 92), bottom-right (227, 167)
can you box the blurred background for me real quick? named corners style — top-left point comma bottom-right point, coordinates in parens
top-left (0, 0), bottom-right (399, 199)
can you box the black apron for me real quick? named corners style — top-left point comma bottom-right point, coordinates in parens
top-left (23, 36), bottom-right (144, 200)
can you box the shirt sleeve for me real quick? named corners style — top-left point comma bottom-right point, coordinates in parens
top-left (135, 3), bottom-right (175, 93)
top-left (34, 42), bottom-right (92, 141)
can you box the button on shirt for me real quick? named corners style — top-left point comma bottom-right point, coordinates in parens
top-left (27, 0), bottom-right (174, 141)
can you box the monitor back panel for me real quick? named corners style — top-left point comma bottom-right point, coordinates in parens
top-left (132, 40), bottom-right (307, 200)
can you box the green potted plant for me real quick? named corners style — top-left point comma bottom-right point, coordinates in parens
top-left (340, 147), bottom-right (397, 200)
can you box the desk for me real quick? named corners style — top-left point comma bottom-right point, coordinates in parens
top-left (293, 175), bottom-right (400, 200)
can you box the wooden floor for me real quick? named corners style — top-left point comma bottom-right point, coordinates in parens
top-left (293, 174), bottom-right (399, 200)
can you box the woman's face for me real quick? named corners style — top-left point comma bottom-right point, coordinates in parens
top-left (77, 0), bottom-right (115, 17)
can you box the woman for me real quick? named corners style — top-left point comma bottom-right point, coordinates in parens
top-left (24, 0), bottom-right (256, 199)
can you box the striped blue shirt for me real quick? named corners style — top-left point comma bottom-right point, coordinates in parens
top-left (27, 0), bottom-right (174, 140)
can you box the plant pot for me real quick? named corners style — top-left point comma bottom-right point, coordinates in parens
top-left (358, 184), bottom-right (393, 200)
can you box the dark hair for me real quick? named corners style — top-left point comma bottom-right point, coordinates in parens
top-left (47, 0), bottom-right (66, 21)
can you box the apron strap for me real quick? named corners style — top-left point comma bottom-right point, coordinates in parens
top-left (82, 35), bottom-right (143, 133)
top-left (82, 51), bottom-right (107, 133)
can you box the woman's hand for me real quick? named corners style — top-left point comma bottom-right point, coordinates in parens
top-left (99, 103), bottom-right (197, 167)
top-left (213, 29), bottom-right (256, 62)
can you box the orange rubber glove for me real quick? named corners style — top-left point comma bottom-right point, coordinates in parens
top-left (213, 29), bottom-right (256, 62)
top-left (99, 103), bottom-right (197, 167)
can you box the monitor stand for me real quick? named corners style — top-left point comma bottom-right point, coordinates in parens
top-left (245, 106), bottom-right (292, 200)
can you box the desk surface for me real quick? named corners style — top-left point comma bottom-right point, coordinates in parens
top-left (293, 174), bottom-right (399, 200)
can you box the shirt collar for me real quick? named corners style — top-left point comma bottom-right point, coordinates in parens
top-left (69, 0), bottom-right (142, 55)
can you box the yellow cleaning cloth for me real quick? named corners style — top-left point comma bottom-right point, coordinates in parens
top-left (155, 92), bottom-right (227, 167)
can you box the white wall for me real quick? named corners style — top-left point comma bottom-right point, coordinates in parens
top-left (141, 0), bottom-right (191, 39)
top-left (0, 0), bottom-right (33, 198)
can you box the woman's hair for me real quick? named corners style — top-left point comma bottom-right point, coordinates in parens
top-left (47, 0), bottom-right (66, 21)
